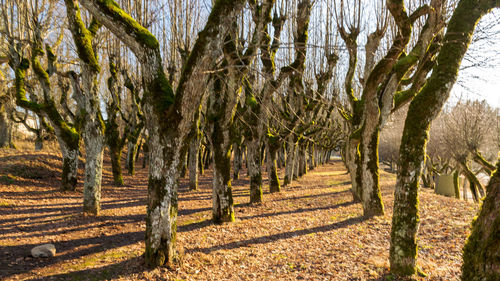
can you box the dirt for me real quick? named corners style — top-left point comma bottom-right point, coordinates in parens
top-left (0, 146), bottom-right (478, 280)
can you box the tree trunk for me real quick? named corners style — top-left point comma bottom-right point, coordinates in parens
top-left (267, 139), bottom-right (281, 193)
top-left (188, 134), bottom-right (201, 190)
top-left (210, 123), bottom-right (235, 222)
top-left (198, 144), bottom-right (205, 175)
top-left (60, 141), bottom-right (79, 191)
top-left (233, 144), bottom-right (241, 180)
top-left (359, 126), bottom-right (384, 217)
top-left (309, 143), bottom-right (315, 170)
top-left (0, 95), bottom-right (15, 149)
top-left (82, 111), bottom-right (105, 215)
top-left (247, 139), bottom-right (263, 203)
top-left (453, 169), bottom-right (461, 199)
top-left (462, 156), bottom-right (500, 280)
top-left (126, 140), bottom-right (138, 175)
top-left (298, 143), bottom-right (307, 177)
top-left (126, 126), bottom-right (142, 175)
top-left (390, 0), bottom-right (496, 275)
top-left (460, 160), bottom-right (483, 202)
top-left (109, 144), bottom-right (123, 186)
top-left (345, 138), bottom-right (362, 202)
top-left (284, 138), bottom-right (296, 186)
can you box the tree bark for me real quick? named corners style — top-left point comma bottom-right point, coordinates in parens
top-left (462, 155), bottom-right (500, 280)
top-left (188, 133), bottom-right (201, 190)
top-left (283, 137), bottom-right (296, 186)
top-left (267, 138), bottom-right (281, 193)
top-left (0, 106), bottom-right (14, 148)
top-left (233, 144), bottom-right (241, 180)
top-left (60, 141), bottom-right (79, 191)
top-left (247, 139), bottom-right (263, 203)
top-left (359, 126), bottom-right (384, 216)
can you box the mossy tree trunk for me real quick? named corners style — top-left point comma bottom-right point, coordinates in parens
top-left (390, 0), bottom-right (499, 276)
top-left (122, 71), bottom-right (144, 176)
top-left (79, 0), bottom-right (248, 267)
top-left (0, 102), bottom-right (14, 148)
top-left (209, 113), bottom-right (235, 222)
top-left (105, 56), bottom-right (128, 186)
top-left (247, 139), bottom-right (263, 203)
top-left (267, 136), bottom-right (281, 193)
top-left (64, 0), bottom-right (105, 216)
top-left (345, 137), bottom-right (362, 202)
top-left (462, 154), bottom-right (500, 281)
top-left (460, 160), bottom-right (484, 202)
top-left (206, 73), bottom-right (239, 222)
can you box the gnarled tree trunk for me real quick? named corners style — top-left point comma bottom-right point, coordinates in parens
top-left (390, 0), bottom-right (497, 275)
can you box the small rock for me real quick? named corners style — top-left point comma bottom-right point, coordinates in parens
top-left (31, 244), bottom-right (56, 258)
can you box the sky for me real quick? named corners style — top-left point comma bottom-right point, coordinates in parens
top-left (451, 10), bottom-right (500, 108)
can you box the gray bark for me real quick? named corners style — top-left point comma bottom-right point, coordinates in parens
top-left (188, 133), bottom-right (201, 190)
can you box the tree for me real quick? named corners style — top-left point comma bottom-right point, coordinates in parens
top-left (64, 0), bottom-right (105, 215)
top-left (337, 0), bottom-right (445, 217)
top-left (3, 0), bottom-right (83, 191)
top-left (390, 0), bottom-right (500, 276)
top-left (78, 0), bottom-right (247, 267)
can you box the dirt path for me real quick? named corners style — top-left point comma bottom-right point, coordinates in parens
top-left (0, 149), bottom-right (477, 280)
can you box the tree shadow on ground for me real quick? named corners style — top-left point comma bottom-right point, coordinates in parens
top-left (187, 215), bottom-right (367, 254)
top-left (25, 255), bottom-right (145, 281)
top-left (238, 200), bottom-right (356, 221)
top-left (0, 231), bottom-right (143, 279)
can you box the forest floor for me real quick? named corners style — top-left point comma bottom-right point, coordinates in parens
top-left (0, 145), bottom-right (478, 281)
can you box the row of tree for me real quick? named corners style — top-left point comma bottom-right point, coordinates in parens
top-left (1, 0), bottom-right (499, 279)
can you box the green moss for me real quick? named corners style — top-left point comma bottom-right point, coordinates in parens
top-left (87, 17), bottom-right (102, 37)
top-left (31, 48), bottom-right (51, 87)
top-left (64, 0), bottom-right (100, 72)
top-left (148, 66), bottom-right (175, 117)
top-left (95, 0), bottom-right (159, 49)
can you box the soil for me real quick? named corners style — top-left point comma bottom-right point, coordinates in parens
top-left (0, 145), bottom-right (478, 280)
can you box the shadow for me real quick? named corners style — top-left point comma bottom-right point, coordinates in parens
top-left (0, 231), bottom-right (143, 279)
top-left (178, 207), bottom-right (211, 216)
top-left (272, 190), bottom-right (350, 202)
top-left (187, 216), bottom-right (366, 254)
top-left (238, 200), bottom-right (356, 220)
top-left (178, 219), bottom-right (213, 233)
top-left (2, 214), bottom-right (145, 240)
top-left (25, 256), bottom-right (146, 281)
top-left (0, 199), bottom-right (145, 217)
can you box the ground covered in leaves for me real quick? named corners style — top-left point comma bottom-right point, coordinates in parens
top-left (0, 146), bottom-right (478, 280)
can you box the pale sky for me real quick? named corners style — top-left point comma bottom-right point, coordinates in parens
top-left (451, 10), bottom-right (500, 108)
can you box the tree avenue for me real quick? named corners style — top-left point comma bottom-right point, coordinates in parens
top-left (0, 0), bottom-right (499, 278)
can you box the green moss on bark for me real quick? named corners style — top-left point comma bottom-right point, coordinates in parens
top-left (64, 0), bottom-right (100, 72)
top-left (462, 156), bottom-right (500, 280)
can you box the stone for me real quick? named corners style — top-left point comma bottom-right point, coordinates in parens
top-left (31, 244), bottom-right (56, 258)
